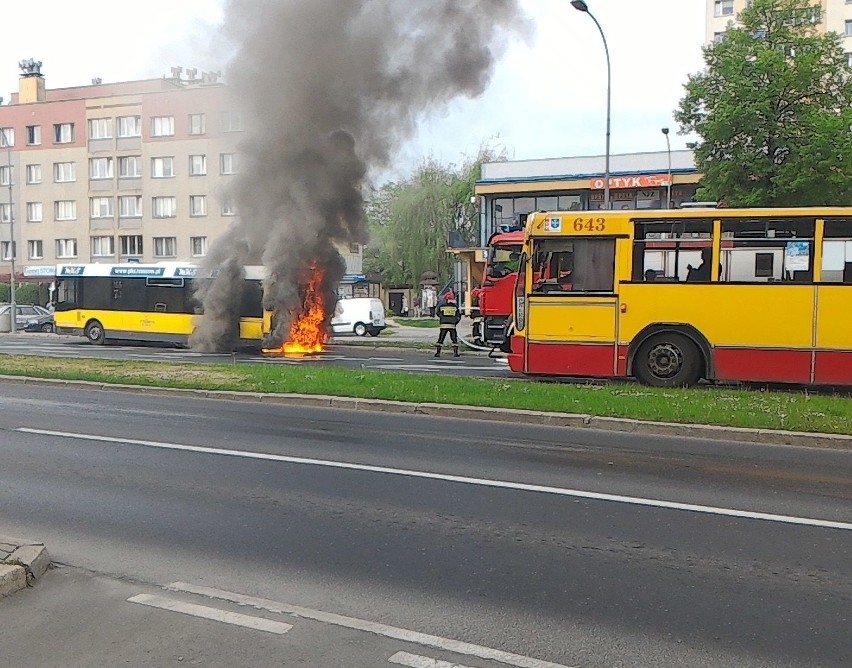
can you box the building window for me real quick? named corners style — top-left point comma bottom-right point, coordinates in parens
top-left (28, 240), bottom-right (43, 260)
top-left (88, 118), bottom-right (113, 139)
top-left (55, 200), bottom-right (77, 221)
top-left (847, 52), bottom-right (852, 68)
top-left (26, 164), bottom-right (42, 184)
top-left (189, 154), bottom-right (207, 175)
top-left (1, 241), bottom-right (14, 261)
top-left (27, 202), bottom-right (43, 223)
top-left (349, 242), bottom-right (360, 254)
top-left (54, 123), bottom-right (74, 144)
top-left (715, 0), bottom-right (734, 17)
top-left (222, 111), bottom-right (244, 132)
top-left (90, 236), bottom-right (115, 257)
top-left (220, 153), bottom-right (237, 174)
top-left (0, 165), bottom-right (9, 186)
top-left (119, 195), bottom-right (142, 218)
top-left (847, 20), bottom-right (852, 37)
top-left (90, 197), bottom-right (114, 218)
top-left (26, 125), bottom-right (41, 146)
top-left (89, 157), bottom-right (114, 180)
top-left (151, 156), bottom-right (175, 178)
top-left (0, 127), bottom-right (14, 147)
top-left (118, 115), bottom-right (141, 138)
top-left (0, 203), bottom-right (10, 223)
top-left (221, 199), bottom-right (236, 216)
top-left (54, 162), bottom-right (76, 183)
top-left (152, 196), bottom-right (177, 218)
top-left (189, 113), bottom-right (206, 135)
top-left (120, 235), bottom-right (143, 256)
top-left (190, 236), bottom-right (207, 257)
top-left (55, 238), bottom-right (78, 259)
top-left (118, 155), bottom-right (141, 178)
top-left (190, 195), bottom-right (207, 217)
top-left (153, 236), bottom-right (177, 258)
top-left (151, 116), bottom-right (175, 137)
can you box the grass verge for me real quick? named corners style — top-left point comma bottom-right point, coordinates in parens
top-left (392, 317), bottom-right (439, 328)
top-left (1, 354), bottom-right (850, 435)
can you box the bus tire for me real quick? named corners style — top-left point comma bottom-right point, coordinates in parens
top-left (85, 320), bottom-right (106, 345)
top-left (633, 332), bottom-right (701, 387)
top-left (353, 322), bottom-right (368, 337)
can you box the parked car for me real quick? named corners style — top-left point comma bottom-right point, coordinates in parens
top-left (331, 297), bottom-right (386, 337)
top-left (0, 304), bottom-right (55, 332)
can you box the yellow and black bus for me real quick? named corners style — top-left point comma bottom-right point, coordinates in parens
top-left (53, 262), bottom-right (265, 347)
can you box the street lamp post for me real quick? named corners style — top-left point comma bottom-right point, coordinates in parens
top-left (661, 127), bottom-right (672, 209)
top-left (1, 128), bottom-right (14, 333)
top-left (571, 0), bottom-right (611, 210)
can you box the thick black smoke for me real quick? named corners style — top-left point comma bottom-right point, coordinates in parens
top-left (190, 0), bottom-right (530, 351)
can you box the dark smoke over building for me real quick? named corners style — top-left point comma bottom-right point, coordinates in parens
top-left (190, 0), bottom-right (530, 351)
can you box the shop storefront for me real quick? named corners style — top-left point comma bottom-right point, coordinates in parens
top-left (474, 150), bottom-right (701, 245)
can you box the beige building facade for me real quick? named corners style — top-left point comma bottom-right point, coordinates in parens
top-left (706, 0), bottom-right (852, 64)
top-left (0, 62), bottom-right (363, 284)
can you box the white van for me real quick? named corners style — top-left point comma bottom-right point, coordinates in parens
top-left (331, 297), bottom-right (386, 337)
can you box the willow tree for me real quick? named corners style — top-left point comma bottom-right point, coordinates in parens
top-left (676, 0), bottom-right (852, 206)
top-left (365, 146), bottom-right (505, 287)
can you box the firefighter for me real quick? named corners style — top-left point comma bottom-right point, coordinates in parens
top-left (435, 290), bottom-right (461, 358)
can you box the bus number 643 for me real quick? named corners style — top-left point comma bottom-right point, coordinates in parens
top-left (573, 217), bottom-right (606, 232)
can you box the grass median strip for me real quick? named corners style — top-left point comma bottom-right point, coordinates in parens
top-left (0, 354), bottom-right (850, 436)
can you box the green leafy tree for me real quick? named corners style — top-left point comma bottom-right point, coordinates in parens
top-left (676, 0), bottom-right (852, 206)
top-left (364, 145), bottom-right (506, 287)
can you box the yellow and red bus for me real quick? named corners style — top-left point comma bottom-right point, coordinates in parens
top-left (507, 207), bottom-right (852, 386)
top-left (53, 262), bottom-right (266, 347)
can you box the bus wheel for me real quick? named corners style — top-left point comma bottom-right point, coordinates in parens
top-left (85, 320), bottom-right (106, 345)
top-left (634, 333), bottom-right (701, 387)
top-left (353, 322), bottom-right (368, 337)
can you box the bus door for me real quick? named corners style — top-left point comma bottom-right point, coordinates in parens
top-left (525, 237), bottom-right (618, 376)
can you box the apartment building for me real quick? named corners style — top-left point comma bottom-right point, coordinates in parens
top-left (0, 61), bottom-right (364, 285)
top-left (706, 0), bottom-right (852, 64)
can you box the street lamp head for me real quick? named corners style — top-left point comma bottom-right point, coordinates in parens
top-left (661, 127), bottom-right (670, 135)
top-left (570, 0), bottom-right (589, 12)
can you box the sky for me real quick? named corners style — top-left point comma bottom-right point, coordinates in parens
top-left (0, 0), bottom-right (706, 175)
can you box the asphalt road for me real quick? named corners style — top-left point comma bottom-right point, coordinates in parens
top-left (0, 331), bottom-right (513, 377)
top-left (0, 382), bottom-right (850, 667)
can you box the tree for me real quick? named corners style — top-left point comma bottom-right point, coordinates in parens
top-left (676, 0), bottom-right (852, 206)
top-left (364, 145), bottom-right (506, 287)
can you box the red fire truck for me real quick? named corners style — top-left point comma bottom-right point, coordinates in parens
top-left (471, 229), bottom-right (524, 348)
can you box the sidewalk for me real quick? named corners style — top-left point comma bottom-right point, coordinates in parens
top-left (0, 535), bottom-right (50, 599)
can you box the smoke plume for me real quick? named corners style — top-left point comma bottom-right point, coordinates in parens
top-left (190, 0), bottom-right (530, 351)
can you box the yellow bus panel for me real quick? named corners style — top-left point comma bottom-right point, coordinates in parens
top-left (528, 298), bottom-right (618, 343)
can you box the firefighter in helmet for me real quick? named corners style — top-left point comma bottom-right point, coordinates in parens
top-left (435, 290), bottom-right (461, 358)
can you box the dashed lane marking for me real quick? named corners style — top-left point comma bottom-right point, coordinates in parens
top-left (127, 593), bottom-right (292, 634)
top-left (168, 583), bottom-right (575, 668)
top-left (389, 651), bottom-right (481, 667)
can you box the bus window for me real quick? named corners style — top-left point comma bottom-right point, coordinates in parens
top-left (240, 280), bottom-right (264, 318)
top-left (719, 217), bottom-right (814, 283)
top-left (821, 218), bottom-right (852, 283)
top-left (56, 278), bottom-right (79, 309)
top-left (532, 238), bottom-right (615, 294)
top-left (632, 218), bottom-right (713, 282)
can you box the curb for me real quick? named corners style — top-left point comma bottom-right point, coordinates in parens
top-left (0, 535), bottom-right (50, 599)
top-left (2, 374), bottom-right (851, 450)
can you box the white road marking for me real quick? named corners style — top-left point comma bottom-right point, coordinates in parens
top-left (17, 427), bottom-right (852, 531)
top-left (168, 582), bottom-right (574, 668)
top-left (389, 651), bottom-right (478, 667)
top-left (127, 593), bottom-right (292, 634)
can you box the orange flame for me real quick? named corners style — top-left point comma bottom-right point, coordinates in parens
top-left (266, 262), bottom-right (329, 356)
